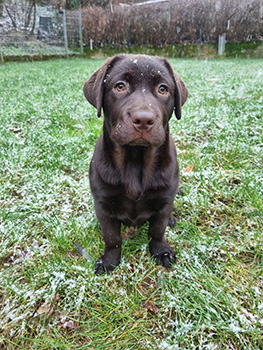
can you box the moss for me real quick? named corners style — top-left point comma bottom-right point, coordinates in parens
top-left (84, 42), bottom-right (263, 59)
top-left (1, 42), bottom-right (262, 63)
top-left (225, 41), bottom-right (263, 58)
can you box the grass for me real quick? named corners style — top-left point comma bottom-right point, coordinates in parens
top-left (0, 41), bottom-right (79, 61)
top-left (0, 57), bottom-right (262, 349)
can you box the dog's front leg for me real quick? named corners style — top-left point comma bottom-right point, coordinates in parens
top-left (95, 213), bottom-right (122, 274)
top-left (148, 213), bottom-right (176, 268)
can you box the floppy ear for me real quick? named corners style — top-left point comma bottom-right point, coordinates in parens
top-left (163, 59), bottom-right (188, 120)
top-left (173, 71), bottom-right (188, 120)
top-left (83, 57), bottom-right (114, 118)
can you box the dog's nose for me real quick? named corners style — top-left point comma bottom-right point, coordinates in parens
top-left (132, 111), bottom-right (155, 131)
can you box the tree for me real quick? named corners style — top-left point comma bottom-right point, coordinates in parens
top-left (4, 0), bottom-right (36, 34)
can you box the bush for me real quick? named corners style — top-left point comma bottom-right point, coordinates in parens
top-left (82, 0), bottom-right (263, 48)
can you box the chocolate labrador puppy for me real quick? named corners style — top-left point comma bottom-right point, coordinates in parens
top-left (83, 54), bottom-right (188, 274)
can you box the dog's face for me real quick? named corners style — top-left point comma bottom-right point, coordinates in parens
top-left (84, 54), bottom-right (188, 147)
top-left (103, 56), bottom-right (176, 147)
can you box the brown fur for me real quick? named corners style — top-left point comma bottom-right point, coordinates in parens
top-left (83, 54), bottom-right (188, 274)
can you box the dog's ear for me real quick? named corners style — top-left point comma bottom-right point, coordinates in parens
top-left (83, 57), bottom-right (115, 118)
top-left (173, 71), bottom-right (188, 120)
top-left (163, 59), bottom-right (188, 120)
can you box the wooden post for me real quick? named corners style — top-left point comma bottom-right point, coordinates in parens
top-left (78, 11), bottom-right (84, 54)
top-left (62, 9), bottom-right (68, 57)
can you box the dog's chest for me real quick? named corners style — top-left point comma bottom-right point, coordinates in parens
top-left (103, 189), bottom-right (169, 226)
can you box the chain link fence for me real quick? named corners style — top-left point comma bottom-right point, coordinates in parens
top-left (0, 3), bottom-right (83, 61)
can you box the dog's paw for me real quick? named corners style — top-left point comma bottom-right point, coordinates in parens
top-left (95, 257), bottom-right (119, 275)
top-left (154, 251), bottom-right (176, 268)
top-left (150, 240), bottom-right (176, 268)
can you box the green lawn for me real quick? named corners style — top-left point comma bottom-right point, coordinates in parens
top-left (0, 57), bottom-right (262, 349)
top-left (0, 41), bottom-right (77, 60)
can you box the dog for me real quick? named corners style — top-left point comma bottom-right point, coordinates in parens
top-left (83, 54), bottom-right (188, 274)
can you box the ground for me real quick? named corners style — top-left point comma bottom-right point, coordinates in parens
top-left (0, 57), bottom-right (262, 349)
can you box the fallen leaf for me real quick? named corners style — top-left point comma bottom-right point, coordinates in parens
top-left (11, 189), bottom-right (23, 199)
top-left (62, 319), bottom-right (79, 332)
top-left (36, 293), bottom-right (60, 321)
top-left (140, 301), bottom-right (159, 316)
top-left (183, 164), bottom-right (195, 173)
top-left (66, 250), bottom-right (81, 259)
top-left (123, 227), bottom-right (137, 241)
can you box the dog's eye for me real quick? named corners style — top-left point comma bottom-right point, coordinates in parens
top-left (115, 82), bottom-right (126, 92)
top-left (158, 85), bottom-right (168, 95)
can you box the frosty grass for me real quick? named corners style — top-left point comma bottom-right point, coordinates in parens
top-left (0, 58), bottom-right (262, 349)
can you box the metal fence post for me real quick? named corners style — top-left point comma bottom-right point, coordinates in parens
top-left (218, 35), bottom-right (221, 55)
top-left (0, 44), bottom-right (3, 62)
top-left (62, 9), bottom-right (68, 57)
top-left (78, 11), bottom-right (84, 54)
top-left (218, 33), bottom-right (226, 55)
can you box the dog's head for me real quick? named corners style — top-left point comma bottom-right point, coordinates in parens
top-left (84, 54), bottom-right (188, 147)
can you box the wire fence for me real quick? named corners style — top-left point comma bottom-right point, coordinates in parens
top-left (1, 0), bottom-right (263, 61)
top-left (0, 4), bottom-right (83, 61)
